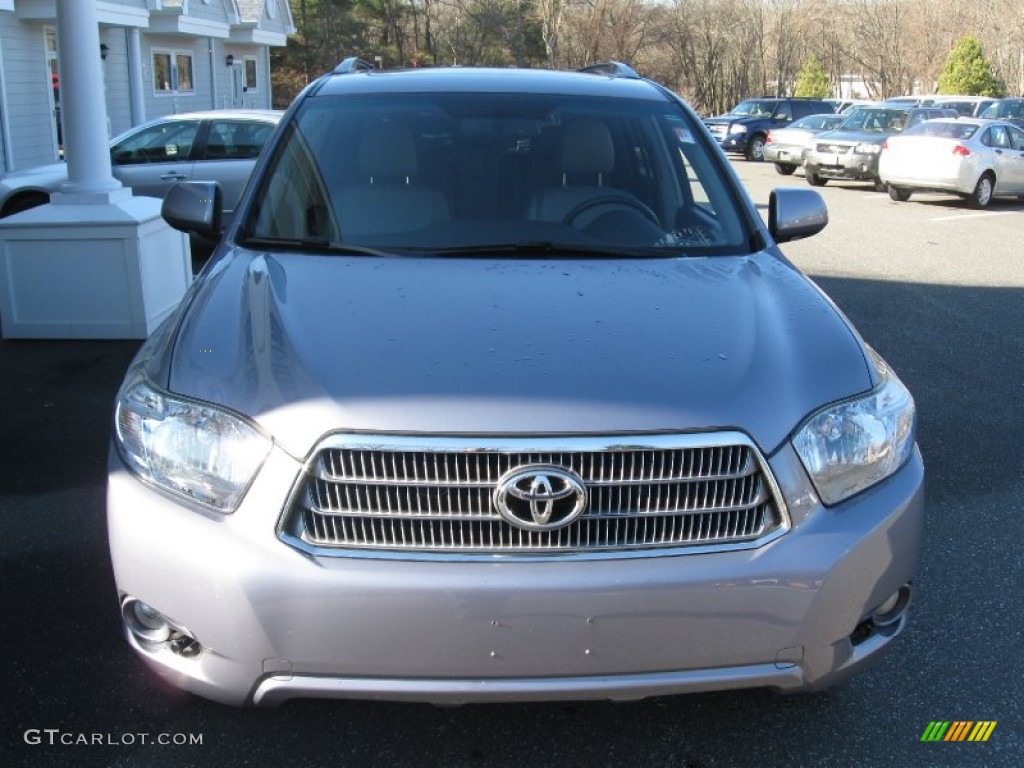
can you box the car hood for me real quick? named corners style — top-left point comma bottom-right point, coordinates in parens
top-left (704, 115), bottom-right (755, 126)
top-left (768, 129), bottom-right (814, 144)
top-left (813, 130), bottom-right (890, 144)
top-left (166, 250), bottom-right (872, 458)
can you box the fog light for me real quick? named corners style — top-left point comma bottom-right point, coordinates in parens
top-left (122, 598), bottom-right (172, 643)
top-left (872, 584), bottom-right (912, 627)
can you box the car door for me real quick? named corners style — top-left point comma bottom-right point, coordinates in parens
top-left (1004, 125), bottom-right (1024, 192)
top-left (982, 125), bottom-right (1021, 194)
top-left (193, 118), bottom-right (275, 222)
top-left (110, 119), bottom-right (201, 199)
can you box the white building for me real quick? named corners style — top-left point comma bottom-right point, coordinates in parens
top-left (0, 0), bottom-right (295, 174)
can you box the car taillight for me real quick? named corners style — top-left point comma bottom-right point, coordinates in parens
top-left (882, 141), bottom-right (889, 150)
top-left (766, 132), bottom-right (773, 143)
top-left (952, 144), bottom-right (971, 157)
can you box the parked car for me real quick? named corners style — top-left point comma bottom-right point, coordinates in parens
top-left (703, 97), bottom-right (835, 161)
top-left (879, 117), bottom-right (1024, 207)
top-left (883, 96), bottom-right (923, 107)
top-left (109, 59), bottom-right (923, 707)
top-left (826, 98), bottom-right (874, 114)
top-left (978, 97), bottom-right (1024, 126)
top-left (803, 105), bottom-right (958, 189)
top-left (763, 113), bottom-right (846, 175)
top-left (920, 95), bottom-right (997, 117)
top-left (0, 110), bottom-right (282, 224)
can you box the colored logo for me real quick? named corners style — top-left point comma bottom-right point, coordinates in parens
top-left (920, 721), bottom-right (997, 742)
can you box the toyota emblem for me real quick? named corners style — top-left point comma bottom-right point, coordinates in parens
top-left (493, 466), bottom-right (587, 531)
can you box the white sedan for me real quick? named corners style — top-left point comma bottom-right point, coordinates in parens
top-left (0, 109), bottom-right (281, 222)
top-left (763, 113), bottom-right (846, 175)
top-left (879, 117), bottom-right (1024, 207)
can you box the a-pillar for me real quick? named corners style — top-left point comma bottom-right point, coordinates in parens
top-left (0, 0), bottom-right (191, 339)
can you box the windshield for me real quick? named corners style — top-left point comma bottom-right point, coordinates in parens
top-left (839, 108), bottom-right (909, 133)
top-left (730, 100), bottom-right (776, 117)
top-left (243, 91), bottom-right (749, 256)
top-left (981, 101), bottom-right (1024, 120)
top-left (791, 114), bottom-right (844, 131)
top-left (905, 121), bottom-right (978, 140)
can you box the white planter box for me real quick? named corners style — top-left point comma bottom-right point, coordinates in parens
top-left (0, 196), bottom-right (192, 339)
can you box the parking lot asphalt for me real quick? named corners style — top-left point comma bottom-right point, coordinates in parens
top-left (1, 160), bottom-right (1022, 767)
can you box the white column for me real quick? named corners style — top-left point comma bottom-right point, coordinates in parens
top-left (53, 0), bottom-right (123, 198)
top-left (0, 0), bottom-right (192, 339)
top-left (128, 27), bottom-right (146, 126)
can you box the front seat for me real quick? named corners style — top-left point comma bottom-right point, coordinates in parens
top-left (336, 121), bottom-right (449, 237)
top-left (525, 118), bottom-right (649, 228)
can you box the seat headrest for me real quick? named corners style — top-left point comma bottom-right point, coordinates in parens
top-left (356, 122), bottom-right (417, 179)
top-left (559, 119), bottom-right (615, 175)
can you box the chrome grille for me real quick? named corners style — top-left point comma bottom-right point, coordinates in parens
top-left (281, 435), bottom-right (787, 556)
top-left (815, 143), bottom-right (852, 154)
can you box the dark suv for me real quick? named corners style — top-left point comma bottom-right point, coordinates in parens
top-left (110, 60), bottom-right (922, 706)
top-left (703, 98), bottom-right (835, 161)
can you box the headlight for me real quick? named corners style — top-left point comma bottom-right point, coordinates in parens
top-left (114, 372), bottom-right (272, 512)
top-left (729, 124), bottom-right (748, 134)
top-left (792, 350), bottom-right (916, 505)
top-left (855, 143), bottom-right (882, 154)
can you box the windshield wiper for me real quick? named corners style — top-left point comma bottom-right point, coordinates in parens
top-left (425, 241), bottom-right (677, 259)
top-left (238, 236), bottom-right (397, 258)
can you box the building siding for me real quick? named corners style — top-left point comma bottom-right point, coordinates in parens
top-left (101, 28), bottom-right (133, 137)
top-left (0, 0), bottom-right (292, 176)
top-left (0, 14), bottom-right (59, 170)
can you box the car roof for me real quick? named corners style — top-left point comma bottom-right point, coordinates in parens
top-left (311, 67), bottom-right (671, 102)
top-left (157, 109), bottom-right (283, 121)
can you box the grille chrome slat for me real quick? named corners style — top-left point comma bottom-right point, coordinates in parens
top-left (283, 435), bottom-right (787, 556)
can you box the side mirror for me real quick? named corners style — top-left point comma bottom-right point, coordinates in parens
top-left (769, 187), bottom-right (828, 243)
top-left (162, 181), bottom-right (222, 238)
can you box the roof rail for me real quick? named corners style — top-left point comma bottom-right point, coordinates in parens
top-left (333, 57), bottom-right (375, 75)
top-left (577, 61), bottom-right (641, 79)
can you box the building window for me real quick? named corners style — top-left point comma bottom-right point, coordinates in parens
top-left (244, 57), bottom-right (258, 92)
top-left (152, 50), bottom-right (195, 95)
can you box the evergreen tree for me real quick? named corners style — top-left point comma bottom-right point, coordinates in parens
top-left (793, 55), bottom-right (831, 99)
top-left (937, 35), bottom-right (1005, 96)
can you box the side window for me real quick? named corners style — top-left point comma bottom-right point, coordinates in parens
top-left (989, 126), bottom-right (1010, 148)
top-left (774, 103), bottom-right (793, 121)
top-left (111, 120), bottom-right (200, 164)
top-left (1008, 127), bottom-right (1024, 151)
top-left (905, 112), bottom-right (924, 129)
top-left (201, 121), bottom-right (273, 160)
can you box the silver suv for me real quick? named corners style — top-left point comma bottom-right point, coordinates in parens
top-left (108, 60), bottom-right (923, 706)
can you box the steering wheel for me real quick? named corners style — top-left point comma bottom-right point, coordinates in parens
top-left (561, 195), bottom-right (661, 228)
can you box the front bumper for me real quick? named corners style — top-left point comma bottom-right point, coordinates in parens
top-left (108, 442), bottom-right (924, 706)
top-left (763, 146), bottom-right (804, 165)
top-left (805, 150), bottom-right (881, 181)
top-left (714, 134), bottom-right (748, 153)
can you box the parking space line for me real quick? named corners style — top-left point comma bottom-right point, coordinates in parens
top-left (930, 211), bottom-right (1023, 222)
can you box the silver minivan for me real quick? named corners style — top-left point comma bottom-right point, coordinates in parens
top-left (108, 61), bottom-right (923, 706)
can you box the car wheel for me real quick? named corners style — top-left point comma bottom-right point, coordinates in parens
top-left (1, 191), bottom-right (49, 217)
top-left (969, 173), bottom-right (994, 208)
top-left (744, 135), bottom-right (767, 162)
top-left (888, 186), bottom-right (912, 202)
top-left (774, 163), bottom-right (797, 176)
top-left (806, 170), bottom-right (828, 187)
